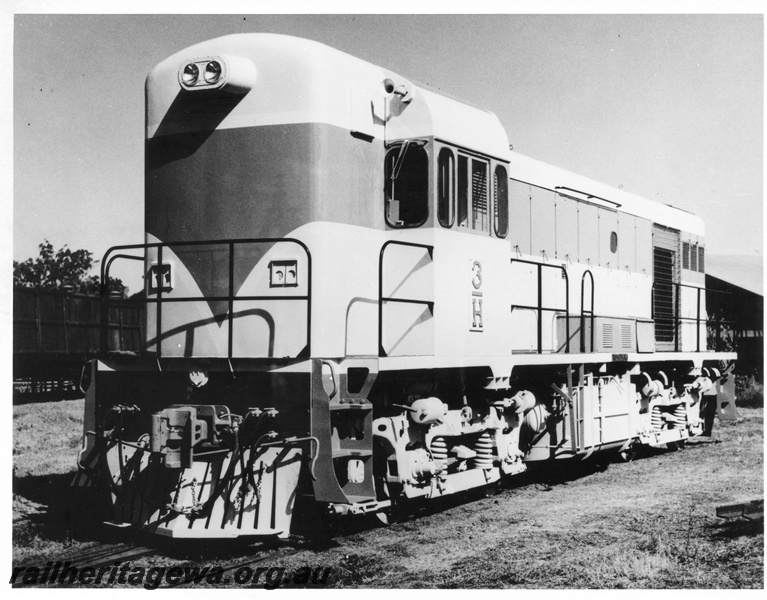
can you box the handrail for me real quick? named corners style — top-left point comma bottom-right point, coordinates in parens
top-left (651, 281), bottom-right (733, 352)
top-left (103, 253), bottom-right (145, 287)
top-left (651, 280), bottom-right (679, 350)
top-left (378, 240), bottom-right (434, 357)
top-left (510, 258), bottom-right (570, 354)
top-left (100, 237), bottom-right (312, 359)
top-left (651, 281), bottom-right (701, 351)
top-left (580, 270), bottom-right (595, 353)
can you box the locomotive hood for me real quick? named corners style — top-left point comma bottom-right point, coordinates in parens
top-left (506, 150), bottom-right (706, 237)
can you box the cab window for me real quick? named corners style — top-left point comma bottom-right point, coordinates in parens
top-left (385, 141), bottom-right (428, 227)
top-left (458, 154), bottom-right (490, 233)
top-left (494, 165), bottom-right (509, 238)
top-left (437, 148), bottom-right (455, 228)
top-left (457, 155), bottom-right (468, 227)
top-left (471, 159), bottom-right (489, 232)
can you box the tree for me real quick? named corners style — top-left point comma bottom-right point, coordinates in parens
top-left (706, 306), bottom-right (735, 353)
top-left (13, 240), bottom-right (127, 296)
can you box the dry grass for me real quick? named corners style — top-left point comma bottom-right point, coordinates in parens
top-left (13, 399), bottom-right (95, 564)
top-left (736, 375), bottom-right (765, 408)
top-left (12, 400), bottom-right (764, 588)
top-left (14, 399), bottom-right (84, 478)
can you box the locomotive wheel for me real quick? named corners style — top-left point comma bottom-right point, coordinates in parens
top-left (375, 501), bottom-right (409, 526)
top-left (481, 479), bottom-right (503, 498)
top-left (300, 505), bottom-right (337, 545)
top-left (666, 440), bottom-right (687, 451)
top-left (617, 443), bottom-right (639, 463)
top-left (374, 480), bottom-right (407, 526)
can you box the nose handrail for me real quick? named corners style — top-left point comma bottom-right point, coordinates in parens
top-left (100, 237), bottom-right (312, 359)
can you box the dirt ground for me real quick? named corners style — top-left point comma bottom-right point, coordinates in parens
top-left (12, 399), bottom-right (764, 589)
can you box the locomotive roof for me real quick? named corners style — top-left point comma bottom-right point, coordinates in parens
top-left (146, 33), bottom-right (510, 159)
top-left (506, 151), bottom-right (705, 237)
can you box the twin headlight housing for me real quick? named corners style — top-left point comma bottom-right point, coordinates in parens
top-left (178, 54), bottom-right (256, 95)
top-left (181, 60), bottom-right (222, 86)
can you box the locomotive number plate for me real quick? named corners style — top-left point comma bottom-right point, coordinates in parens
top-left (469, 260), bottom-right (483, 332)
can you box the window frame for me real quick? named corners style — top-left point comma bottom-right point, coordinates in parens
top-left (433, 141), bottom-right (510, 238)
top-left (470, 157), bottom-right (491, 233)
top-left (494, 164), bottom-right (509, 238)
top-left (457, 151), bottom-right (491, 234)
top-left (437, 147), bottom-right (455, 228)
top-left (457, 154), bottom-right (469, 228)
top-left (384, 140), bottom-right (430, 229)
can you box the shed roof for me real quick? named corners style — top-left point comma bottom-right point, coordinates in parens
top-left (706, 254), bottom-right (763, 296)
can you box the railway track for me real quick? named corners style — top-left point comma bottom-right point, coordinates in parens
top-left (17, 542), bottom-right (157, 572)
top-left (11, 542), bottom-right (156, 588)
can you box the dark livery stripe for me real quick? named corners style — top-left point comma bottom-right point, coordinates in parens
top-left (146, 122), bottom-right (385, 318)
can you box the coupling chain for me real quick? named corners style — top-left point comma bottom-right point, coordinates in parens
top-left (166, 477), bottom-right (203, 515)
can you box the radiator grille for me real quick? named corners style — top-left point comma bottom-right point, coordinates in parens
top-left (653, 246), bottom-right (676, 343)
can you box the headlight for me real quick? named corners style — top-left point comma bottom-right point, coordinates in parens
top-left (178, 54), bottom-right (256, 94)
top-left (204, 61), bottom-right (222, 84)
top-left (181, 63), bottom-right (199, 86)
top-left (189, 366), bottom-right (209, 388)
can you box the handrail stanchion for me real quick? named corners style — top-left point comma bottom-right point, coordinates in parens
top-left (697, 286), bottom-right (702, 352)
top-left (157, 245), bottom-right (163, 358)
top-left (580, 270), bottom-right (594, 353)
top-left (228, 242), bottom-right (235, 359)
top-left (537, 264), bottom-right (542, 354)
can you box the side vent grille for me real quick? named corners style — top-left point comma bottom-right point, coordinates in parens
top-left (621, 324), bottom-right (632, 350)
top-left (602, 323), bottom-right (614, 349)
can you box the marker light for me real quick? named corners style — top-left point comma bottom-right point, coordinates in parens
top-left (181, 63), bottom-right (199, 86)
top-left (204, 61), bottom-right (222, 83)
top-left (269, 260), bottom-right (299, 288)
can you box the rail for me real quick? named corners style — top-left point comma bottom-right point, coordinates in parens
top-left (100, 238), bottom-right (312, 359)
top-left (378, 240), bottom-right (434, 358)
top-left (510, 258), bottom-right (570, 354)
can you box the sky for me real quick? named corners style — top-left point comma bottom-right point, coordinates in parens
top-left (6, 7), bottom-right (765, 293)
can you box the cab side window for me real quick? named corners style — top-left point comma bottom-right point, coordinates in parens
top-left (437, 148), bottom-right (455, 228)
top-left (457, 155), bottom-right (469, 227)
top-left (471, 159), bottom-right (489, 233)
top-left (494, 165), bottom-right (508, 238)
top-left (457, 154), bottom-right (490, 233)
top-left (385, 142), bottom-right (428, 227)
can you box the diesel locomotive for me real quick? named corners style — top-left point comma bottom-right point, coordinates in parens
top-left (74, 33), bottom-right (738, 538)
